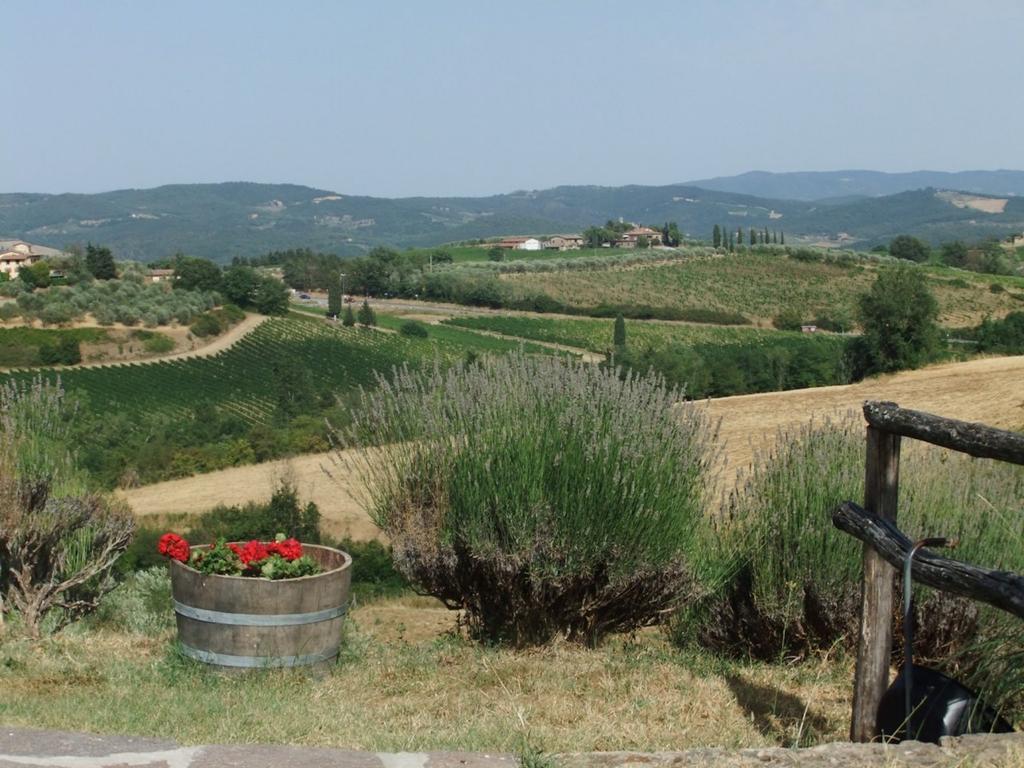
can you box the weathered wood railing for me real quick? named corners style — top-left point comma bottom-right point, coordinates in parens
top-left (835, 401), bottom-right (1024, 742)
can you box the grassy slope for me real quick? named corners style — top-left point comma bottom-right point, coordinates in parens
top-left (499, 252), bottom-right (1024, 327)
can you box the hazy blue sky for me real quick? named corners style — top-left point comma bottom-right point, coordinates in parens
top-left (3, 1), bottom-right (1022, 197)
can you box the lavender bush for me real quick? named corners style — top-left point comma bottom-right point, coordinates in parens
top-left (337, 353), bottom-right (717, 646)
top-left (0, 379), bottom-right (134, 637)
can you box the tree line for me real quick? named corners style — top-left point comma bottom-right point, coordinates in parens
top-left (885, 234), bottom-right (1017, 275)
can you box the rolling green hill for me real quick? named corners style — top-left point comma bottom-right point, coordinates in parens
top-left (2, 180), bottom-right (1023, 262)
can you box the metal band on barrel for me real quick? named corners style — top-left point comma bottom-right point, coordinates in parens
top-left (173, 600), bottom-right (347, 626)
top-left (178, 644), bottom-right (338, 668)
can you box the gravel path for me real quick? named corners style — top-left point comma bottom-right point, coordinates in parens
top-left (1, 727), bottom-right (1021, 768)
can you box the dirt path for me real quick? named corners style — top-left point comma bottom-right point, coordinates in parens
top-left (120, 354), bottom-right (1024, 540)
top-left (77, 313), bottom-right (267, 368)
top-left (448, 325), bottom-right (604, 362)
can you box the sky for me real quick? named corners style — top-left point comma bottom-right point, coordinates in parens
top-left (3, 0), bottom-right (1023, 197)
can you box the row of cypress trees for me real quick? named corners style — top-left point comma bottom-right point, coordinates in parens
top-left (711, 224), bottom-right (784, 250)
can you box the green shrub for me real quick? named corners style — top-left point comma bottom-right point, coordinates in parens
top-left (136, 331), bottom-right (175, 354)
top-left (399, 320), bottom-right (429, 338)
top-left (339, 353), bottom-right (716, 646)
top-left (976, 312), bottom-right (1024, 353)
top-left (990, 282), bottom-right (1006, 294)
top-left (186, 480), bottom-right (321, 544)
top-left (772, 309), bottom-right (804, 331)
top-left (90, 567), bottom-right (174, 635)
top-left (327, 537), bottom-right (408, 601)
top-left (189, 312), bottom-right (222, 338)
top-left (216, 303), bottom-right (246, 324)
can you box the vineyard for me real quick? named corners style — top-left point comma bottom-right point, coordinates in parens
top-left (1, 315), bottom-right (534, 425)
top-left (444, 314), bottom-right (824, 353)
top-left (499, 252), bottom-right (1024, 327)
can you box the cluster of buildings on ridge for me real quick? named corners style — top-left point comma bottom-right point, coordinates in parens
top-left (0, 240), bottom-right (174, 283)
top-left (494, 226), bottom-right (664, 252)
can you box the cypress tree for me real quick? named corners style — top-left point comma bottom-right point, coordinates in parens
top-left (737, 228), bottom-right (744, 245)
top-left (749, 228), bottom-right (757, 247)
top-left (772, 231), bottom-right (778, 244)
top-left (764, 226), bottom-right (769, 244)
top-left (357, 298), bottom-right (376, 327)
top-left (342, 304), bottom-right (356, 327)
top-left (780, 231), bottom-right (785, 245)
top-left (613, 313), bottom-right (626, 348)
top-left (712, 224), bottom-right (721, 248)
top-left (327, 275), bottom-right (342, 317)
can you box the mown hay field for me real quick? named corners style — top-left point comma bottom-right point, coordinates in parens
top-left (500, 253), bottom-right (1024, 327)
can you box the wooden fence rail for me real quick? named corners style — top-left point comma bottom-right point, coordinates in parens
top-left (841, 401), bottom-right (1024, 742)
top-left (833, 501), bottom-right (1024, 619)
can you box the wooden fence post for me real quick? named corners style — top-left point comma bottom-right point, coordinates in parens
top-left (850, 425), bottom-right (901, 742)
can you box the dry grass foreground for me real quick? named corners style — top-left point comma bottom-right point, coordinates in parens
top-left (0, 603), bottom-right (853, 752)
top-left (121, 353), bottom-right (1024, 539)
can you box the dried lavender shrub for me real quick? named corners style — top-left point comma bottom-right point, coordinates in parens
top-left (336, 353), bottom-right (717, 646)
top-left (0, 378), bottom-right (134, 637)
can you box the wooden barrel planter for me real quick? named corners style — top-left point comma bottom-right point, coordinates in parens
top-left (169, 544), bottom-right (352, 670)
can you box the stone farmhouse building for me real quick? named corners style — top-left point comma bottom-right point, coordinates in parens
top-left (146, 268), bottom-right (176, 283)
top-left (615, 226), bottom-right (663, 248)
top-left (543, 234), bottom-right (585, 251)
top-left (0, 241), bottom-right (42, 279)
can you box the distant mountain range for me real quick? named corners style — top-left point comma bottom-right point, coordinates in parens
top-left (2, 173), bottom-right (1023, 263)
top-left (684, 169), bottom-right (1024, 201)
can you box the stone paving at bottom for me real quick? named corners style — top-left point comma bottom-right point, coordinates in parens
top-left (1, 727), bottom-right (1023, 768)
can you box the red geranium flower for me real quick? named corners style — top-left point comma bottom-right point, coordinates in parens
top-left (268, 538), bottom-right (303, 561)
top-left (157, 533), bottom-right (190, 563)
top-left (237, 539), bottom-right (270, 566)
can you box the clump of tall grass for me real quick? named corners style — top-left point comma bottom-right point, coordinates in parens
top-left (676, 412), bottom-right (1023, 720)
top-left (337, 353), bottom-right (717, 646)
top-left (90, 567), bottom-right (174, 636)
